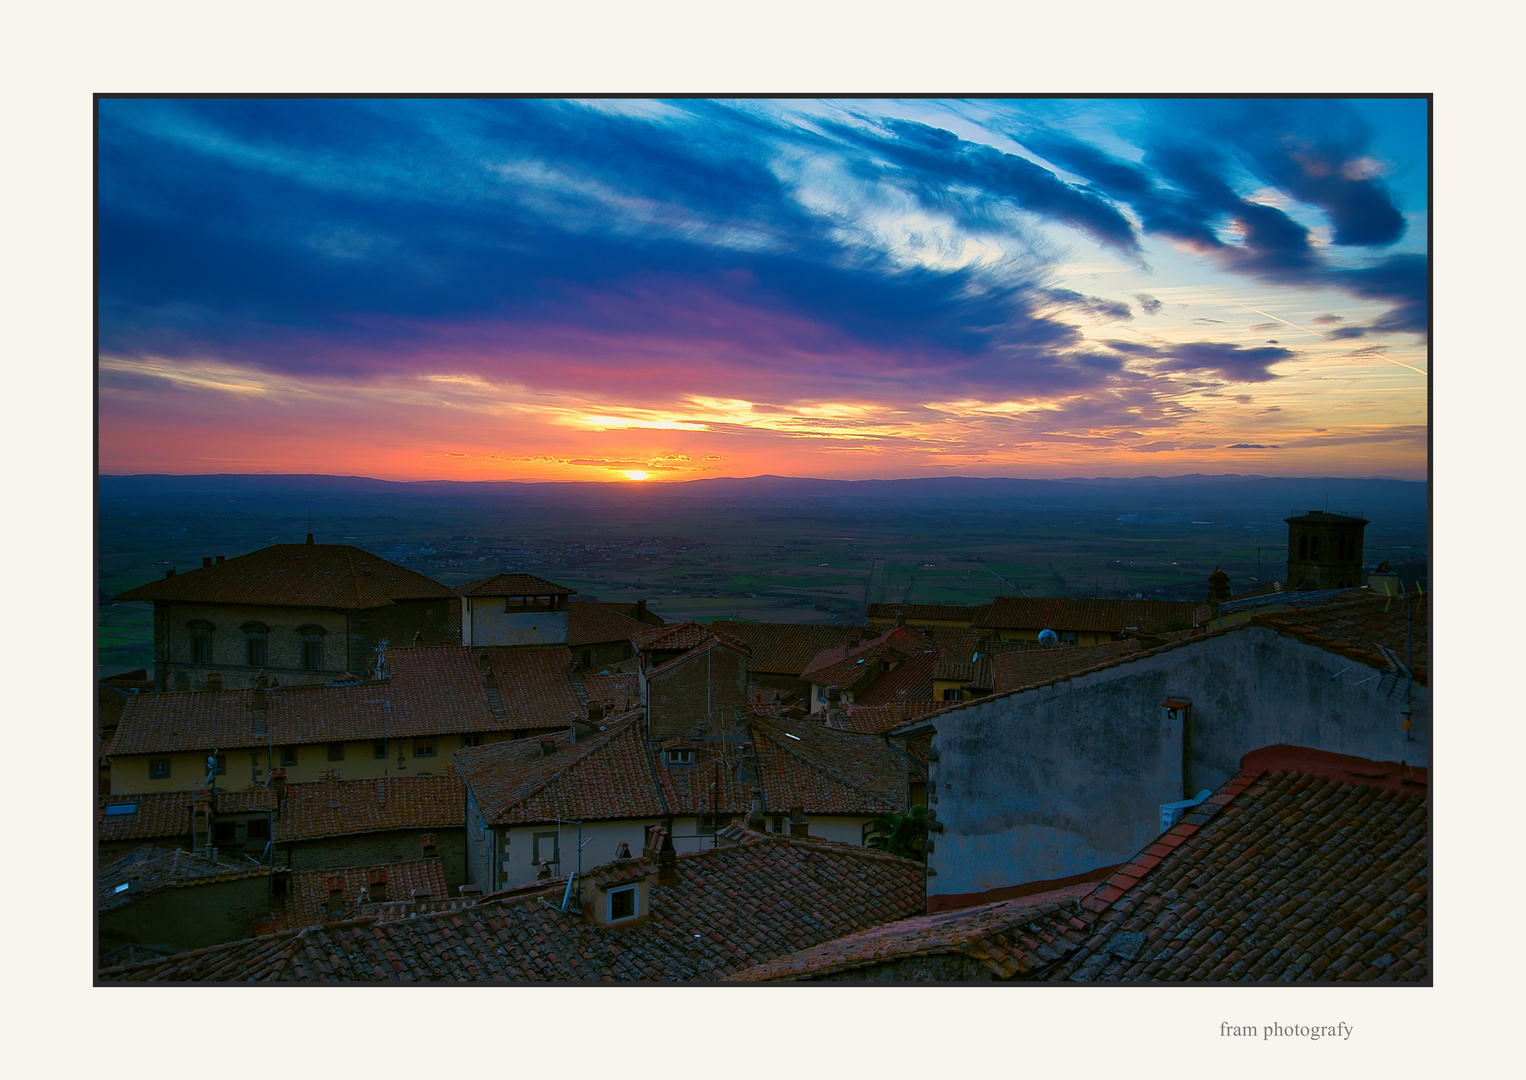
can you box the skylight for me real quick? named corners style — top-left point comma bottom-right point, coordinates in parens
top-left (104, 803), bottom-right (138, 817)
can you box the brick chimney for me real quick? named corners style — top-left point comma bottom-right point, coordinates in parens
top-left (746, 792), bottom-right (766, 832)
top-left (788, 806), bottom-right (809, 838)
top-left (483, 669), bottom-right (497, 689)
top-left (655, 821), bottom-right (678, 885)
top-left (202, 556), bottom-right (213, 568)
top-left (306, 533), bottom-right (315, 545)
top-left (896, 610), bottom-right (906, 627)
top-left (637, 598), bottom-right (648, 618)
top-left (1208, 566), bottom-right (1231, 617)
top-left (270, 768), bottom-right (287, 809)
top-left (165, 567), bottom-right (176, 578)
top-left (477, 651), bottom-right (491, 671)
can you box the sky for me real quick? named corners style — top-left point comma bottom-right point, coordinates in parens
top-left (97, 96), bottom-right (1429, 483)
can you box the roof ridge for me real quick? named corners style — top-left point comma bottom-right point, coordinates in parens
top-left (751, 721), bottom-right (903, 812)
top-left (488, 716), bottom-right (640, 820)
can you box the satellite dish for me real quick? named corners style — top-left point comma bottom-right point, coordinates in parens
top-left (1038, 629), bottom-right (1058, 644)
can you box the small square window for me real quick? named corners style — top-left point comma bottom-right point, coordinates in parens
top-left (213, 822), bottom-right (237, 844)
top-left (533, 831), bottom-right (559, 866)
top-left (665, 748), bottom-right (693, 765)
top-left (245, 818), bottom-right (270, 840)
top-left (373, 739), bottom-right (388, 759)
top-left (608, 885), bottom-right (637, 922)
top-left (280, 746), bottom-right (298, 767)
top-left (149, 759), bottom-right (171, 780)
top-left (460, 733), bottom-right (483, 749)
top-left (414, 738), bottom-right (436, 758)
top-left (327, 742), bottom-right (345, 762)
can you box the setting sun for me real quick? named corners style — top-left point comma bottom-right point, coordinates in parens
top-left (622, 470), bottom-right (650, 481)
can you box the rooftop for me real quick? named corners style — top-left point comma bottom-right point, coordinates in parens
top-left (264, 859), bottom-right (450, 933)
top-left (108, 645), bottom-right (580, 755)
top-left (567, 600), bottom-right (651, 647)
top-left (975, 596), bottom-right (1201, 634)
top-left (98, 846), bottom-right (267, 913)
top-left (276, 768), bottom-right (464, 842)
top-left (707, 621), bottom-right (861, 675)
top-left (1250, 591), bottom-right (1428, 685)
top-left (865, 603), bottom-right (983, 623)
top-left (99, 833), bottom-right (927, 982)
top-left (801, 625), bottom-right (935, 687)
top-left (457, 573), bottom-right (577, 598)
top-left (116, 542), bottom-right (454, 609)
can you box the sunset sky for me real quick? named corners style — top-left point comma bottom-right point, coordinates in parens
top-left (97, 97), bottom-right (1429, 483)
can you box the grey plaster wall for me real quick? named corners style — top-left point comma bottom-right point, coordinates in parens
top-left (928, 626), bottom-right (1428, 900)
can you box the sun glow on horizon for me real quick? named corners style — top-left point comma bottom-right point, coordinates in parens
top-left (622, 470), bottom-right (651, 481)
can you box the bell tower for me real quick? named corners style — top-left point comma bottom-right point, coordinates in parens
top-left (1285, 510), bottom-right (1368, 590)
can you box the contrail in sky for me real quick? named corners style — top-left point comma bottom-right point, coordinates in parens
top-left (1195, 285), bottom-right (1428, 377)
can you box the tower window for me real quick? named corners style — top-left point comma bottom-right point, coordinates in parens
top-left (1309, 537), bottom-right (1321, 562)
top-left (1298, 536), bottom-right (1308, 560)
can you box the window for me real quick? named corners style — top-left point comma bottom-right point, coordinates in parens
top-left (1298, 535), bottom-right (1308, 560)
top-left (1309, 536), bottom-right (1321, 562)
top-left (213, 822), bottom-right (237, 844)
top-left (608, 884), bottom-right (638, 922)
top-left (373, 739), bottom-right (388, 760)
top-left (665, 748), bottom-right (693, 765)
top-left (414, 737), bottom-right (436, 758)
top-left (187, 620), bottom-right (213, 665)
top-left (327, 742), bottom-right (345, 762)
top-left (1061, 631), bottom-right (1078, 645)
top-left (245, 818), bottom-right (270, 841)
top-left (460, 733), bottom-right (483, 749)
top-left (242, 623), bottom-right (268, 668)
top-left (772, 816), bottom-right (784, 834)
top-left (533, 831), bottom-right (559, 867)
top-left (149, 759), bottom-right (170, 780)
top-left (368, 881), bottom-right (387, 903)
top-left (280, 746), bottom-right (298, 767)
top-left (206, 754), bottom-right (227, 776)
top-left (298, 625), bottom-right (326, 671)
top-left (579, 649), bottom-right (592, 669)
top-left (696, 814), bottom-right (719, 834)
top-left (942, 688), bottom-right (962, 702)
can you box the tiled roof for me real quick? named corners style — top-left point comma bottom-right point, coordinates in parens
top-left (836, 700), bottom-right (947, 734)
top-left (990, 639), bottom-right (1150, 694)
top-left (1250, 591), bottom-right (1428, 685)
top-left (478, 646), bottom-right (586, 730)
top-left (801, 626), bottom-right (935, 687)
top-left (99, 835), bottom-right (926, 981)
top-left (642, 634), bottom-right (752, 680)
top-left (633, 621), bottom-right (749, 655)
top-left (458, 711), bottom-right (910, 826)
top-left (593, 601), bottom-right (665, 626)
top-left (1038, 745), bottom-right (1429, 982)
top-left (582, 672), bottom-right (640, 712)
top-left (275, 769), bottom-right (464, 842)
top-left (975, 597), bottom-right (1201, 633)
top-left (108, 646), bottom-right (578, 755)
top-left (926, 628), bottom-right (985, 660)
top-left (116, 543), bottom-right (454, 609)
top-left (865, 604), bottom-right (982, 623)
top-left (457, 714), bottom-right (668, 825)
top-left (708, 621), bottom-right (861, 675)
top-left (268, 859), bottom-right (450, 932)
top-left (98, 846), bottom-right (267, 912)
top-left (567, 601), bottom-right (649, 647)
top-left (854, 651), bottom-right (939, 706)
top-left (726, 883), bottom-right (1094, 981)
top-left (99, 792), bottom-right (193, 843)
top-left (457, 573), bottom-right (577, 598)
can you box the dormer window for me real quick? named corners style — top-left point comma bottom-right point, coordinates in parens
top-left (665, 748), bottom-right (694, 765)
top-left (607, 884), bottom-right (638, 922)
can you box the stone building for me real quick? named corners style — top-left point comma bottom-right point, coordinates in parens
top-left (1285, 509), bottom-right (1368, 590)
top-left (116, 535), bottom-right (458, 691)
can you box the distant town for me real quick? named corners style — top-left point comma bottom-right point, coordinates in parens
top-left (97, 498), bottom-right (1428, 983)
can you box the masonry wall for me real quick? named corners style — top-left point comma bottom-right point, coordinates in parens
top-left (927, 625), bottom-right (1429, 901)
top-left (279, 830), bottom-right (466, 892)
top-left (155, 602), bottom-right (348, 691)
top-left (646, 648), bottom-right (750, 741)
top-left (573, 640), bottom-right (636, 672)
top-left (348, 598), bottom-right (459, 671)
top-left (463, 597), bottom-right (569, 647)
top-left (111, 731), bottom-right (516, 794)
top-left (98, 875), bottom-right (274, 960)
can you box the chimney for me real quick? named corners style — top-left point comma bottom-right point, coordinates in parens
top-left (215, 555), bottom-right (225, 563)
top-left (745, 792), bottom-right (766, 832)
top-left (412, 631), bottom-right (422, 646)
top-left (655, 824), bottom-right (678, 885)
top-left (202, 556), bottom-right (213, 568)
top-left (848, 632), bottom-right (860, 649)
top-left (1208, 566), bottom-right (1231, 617)
top-left (477, 651), bottom-right (491, 671)
top-left (637, 599), bottom-right (647, 617)
top-left (896, 610), bottom-right (906, 627)
top-left (165, 567), bottom-right (176, 577)
top-left (270, 768), bottom-right (287, 808)
top-left (306, 533), bottom-right (315, 545)
top-left (788, 806), bottom-right (809, 838)
top-left (540, 738), bottom-right (557, 756)
top-left (588, 703), bottom-right (604, 722)
top-left (483, 670), bottom-right (497, 689)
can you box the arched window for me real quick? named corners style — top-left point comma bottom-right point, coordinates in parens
top-left (186, 620), bottom-right (214, 665)
top-left (1298, 536), bottom-right (1308, 560)
top-left (241, 622), bottom-right (268, 668)
top-left (297, 625), bottom-right (326, 671)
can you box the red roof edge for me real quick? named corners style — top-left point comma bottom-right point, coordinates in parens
top-left (1238, 744), bottom-right (1428, 795)
top-left (925, 862), bottom-right (1119, 915)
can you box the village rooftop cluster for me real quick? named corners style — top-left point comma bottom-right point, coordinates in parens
top-left (96, 510), bottom-right (1428, 982)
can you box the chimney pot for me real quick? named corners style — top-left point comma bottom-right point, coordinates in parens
top-left (540, 739), bottom-right (557, 756)
top-left (215, 555), bottom-right (225, 563)
top-left (306, 533), bottom-right (315, 545)
top-left (788, 806), bottom-right (809, 838)
top-left (637, 599), bottom-right (647, 616)
top-left (477, 651), bottom-right (491, 671)
top-left (165, 567), bottom-right (176, 577)
top-left (202, 556), bottom-right (213, 568)
top-left (483, 670), bottom-right (497, 689)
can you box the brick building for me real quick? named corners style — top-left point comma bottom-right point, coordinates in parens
top-left (116, 536), bottom-right (458, 691)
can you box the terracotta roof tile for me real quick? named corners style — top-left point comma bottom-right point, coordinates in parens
top-left (582, 672), bottom-right (640, 712)
top-left (276, 769), bottom-right (464, 842)
top-left (98, 846), bottom-right (267, 912)
top-left (975, 597), bottom-right (1201, 634)
top-left (109, 646), bottom-right (579, 755)
top-left (100, 836), bottom-right (926, 981)
top-left (706, 621), bottom-right (862, 675)
top-left (865, 604), bottom-right (983, 624)
top-left (991, 639), bottom-right (1151, 693)
top-left (854, 652), bottom-right (939, 706)
top-left (566, 601), bottom-right (650, 647)
top-left (116, 543), bottom-right (453, 609)
top-left (267, 859), bottom-right (450, 932)
top-left (836, 700), bottom-right (946, 734)
top-left (457, 574), bottom-right (577, 598)
top-left (99, 792), bottom-right (193, 843)
top-left (801, 625), bottom-right (935, 686)
top-left (1250, 591), bottom-right (1428, 685)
